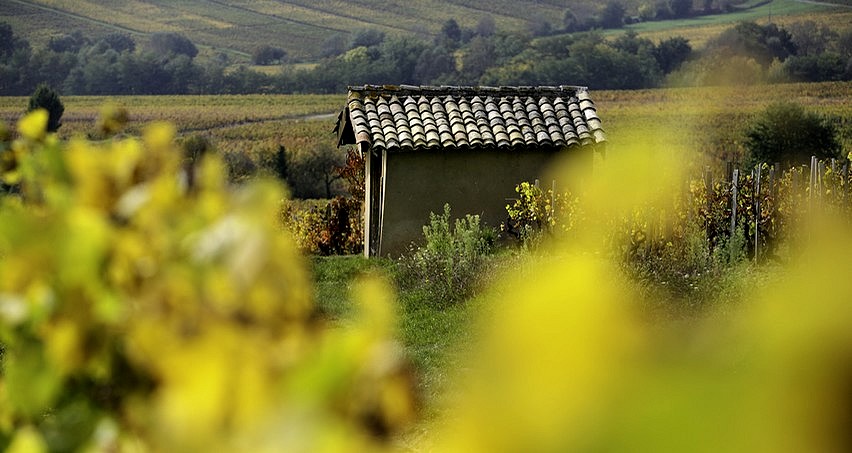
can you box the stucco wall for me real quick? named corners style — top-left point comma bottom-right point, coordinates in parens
top-left (379, 147), bottom-right (586, 256)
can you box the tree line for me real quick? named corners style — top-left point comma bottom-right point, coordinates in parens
top-left (1, 16), bottom-right (850, 96)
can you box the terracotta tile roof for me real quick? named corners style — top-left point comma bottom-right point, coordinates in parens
top-left (336, 85), bottom-right (606, 152)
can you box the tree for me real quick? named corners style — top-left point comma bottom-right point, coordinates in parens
top-left (787, 21), bottom-right (837, 56)
top-left (320, 34), bottom-right (347, 58)
top-left (708, 22), bottom-right (796, 67)
top-left (350, 29), bottom-right (385, 49)
top-left (461, 36), bottom-right (496, 82)
top-left (783, 53), bottom-right (848, 83)
top-left (528, 15), bottom-right (553, 37)
top-left (670, 0), bottom-right (693, 18)
top-left (47, 31), bottom-right (89, 53)
top-left (149, 32), bottom-right (198, 59)
top-left (563, 9), bottom-right (581, 33)
top-left (101, 33), bottom-right (136, 53)
top-left (0, 22), bottom-right (30, 61)
top-left (252, 46), bottom-right (287, 65)
top-left (27, 83), bottom-right (64, 132)
top-left (414, 46), bottom-right (456, 84)
top-left (654, 36), bottom-right (692, 73)
top-left (600, 1), bottom-right (626, 29)
top-left (441, 19), bottom-right (462, 47)
top-left (287, 143), bottom-right (345, 198)
top-left (744, 102), bottom-right (841, 167)
top-left (476, 16), bottom-right (496, 37)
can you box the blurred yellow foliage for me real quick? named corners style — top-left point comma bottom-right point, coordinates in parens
top-left (0, 112), bottom-right (415, 452)
top-left (2, 110), bottom-right (851, 453)
top-left (427, 135), bottom-right (852, 452)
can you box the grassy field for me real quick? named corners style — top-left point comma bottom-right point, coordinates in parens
top-left (622, 0), bottom-right (851, 48)
top-left (309, 255), bottom-right (487, 415)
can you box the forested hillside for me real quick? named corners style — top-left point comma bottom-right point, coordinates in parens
top-left (1, 0), bottom-right (850, 95)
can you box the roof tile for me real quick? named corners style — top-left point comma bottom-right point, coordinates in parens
top-left (340, 85), bottom-right (605, 152)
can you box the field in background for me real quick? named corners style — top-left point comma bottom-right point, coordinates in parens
top-left (597, 81), bottom-right (852, 166)
top-left (0, 93), bottom-right (343, 163)
top-left (3, 82), bottom-right (848, 172)
top-left (0, 0), bottom-right (589, 60)
top-left (3, 0), bottom-right (848, 62)
top-left (624, 1), bottom-right (851, 48)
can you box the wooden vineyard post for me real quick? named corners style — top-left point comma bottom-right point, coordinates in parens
top-left (731, 168), bottom-right (739, 238)
top-left (772, 163), bottom-right (780, 202)
top-left (818, 160), bottom-right (825, 210)
top-left (704, 166), bottom-right (713, 214)
top-left (809, 156), bottom-right (816, 215)
top-left (754, 164), bottom-right (761, 262)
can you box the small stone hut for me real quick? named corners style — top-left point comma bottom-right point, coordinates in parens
top-left (335, 84), bottom-right (606, 257)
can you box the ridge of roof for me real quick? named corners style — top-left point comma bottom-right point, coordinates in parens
top-left (347, 84), bottom-right (589, 99)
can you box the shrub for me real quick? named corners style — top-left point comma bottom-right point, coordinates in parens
top-left (398, 204), bottom-right (495, 306)
top-left (505, 181), bottom-right (578, 248)
top-left (27, 83), bottom-right (63, 133)
top-left (282, 197), bottom-right (363, 256)
top-left (222, 150), bottom-right (257, 183)
top-left (744, 102), bottom-right (841, 167)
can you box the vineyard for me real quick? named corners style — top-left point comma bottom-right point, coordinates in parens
top-left (0, 82), bottom-right (849, 176)
top-left (3, 0), bottom-right (846, 63)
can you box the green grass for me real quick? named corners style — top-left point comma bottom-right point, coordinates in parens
top-left (622, 0), bottom-right (851, 48)
top-left (310, 255), bottom-right (483, 409)
top-left (628, 0), bottom-right (832, 33)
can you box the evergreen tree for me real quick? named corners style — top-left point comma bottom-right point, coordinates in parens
top-left (27, 83), bottom-right (64, 132)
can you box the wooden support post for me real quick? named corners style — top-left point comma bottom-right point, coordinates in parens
top-left (754, 164), bottom-right (761, 262)
top-left (731, 168), bottom-right (739, 238)
top-left (809, 156), bottom-right (816, 214)
top-left (704, 166), bottom-right (713, 216)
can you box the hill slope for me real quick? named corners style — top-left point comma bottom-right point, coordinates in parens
top-left (2, 0), bottom-right (847, 62)
top-left (1, 0), bottom-right (594, 60)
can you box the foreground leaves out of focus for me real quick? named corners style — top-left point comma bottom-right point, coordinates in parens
top-left (0, 110), bottom-right (415, 452)
top-left (428, 138), bottom-right (852, 452)
top-left (1, 110), bottom-right (851, 452)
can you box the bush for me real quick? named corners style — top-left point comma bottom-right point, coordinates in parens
top-left (744, 102), bottom-right (841, 167)
top-left (505, 181), bottom-right (578, 248)
top-left (282, 197), bottom-right (363, 256)
top-left (398, 204), bottom-right (495, 306)
top-left (222, 150), bottom-right (257, 184)
top-left (27, 83), bottom-right (63, 132)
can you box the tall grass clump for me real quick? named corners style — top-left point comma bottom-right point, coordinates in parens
top-left (398, 204), bottom-right (496, 306)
